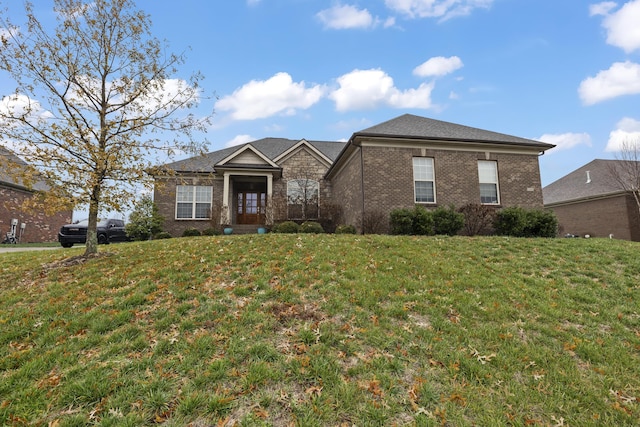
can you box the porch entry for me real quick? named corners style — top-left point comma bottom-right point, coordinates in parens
top-left (236, 191), bottom-right (266, 224)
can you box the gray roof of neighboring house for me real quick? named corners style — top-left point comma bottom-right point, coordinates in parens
top-left (542, 159), bottom-right (628, 205)
top-left (355, 114), bottom-right (555, 149)
top-left (163, 138), bottom-right (346, 172)
top-left (0, 145), bottom-right (49, 192)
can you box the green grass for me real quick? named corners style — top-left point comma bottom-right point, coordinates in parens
top-left (1, 234), bottom-right (639, 426)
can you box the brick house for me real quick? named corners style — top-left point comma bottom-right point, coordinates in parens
top-left (543, 159), bottom-right (640, 241)
top-left (0, 146), bottom-right (72, 243)
top-left (154, 114), bottom-right (554, 235)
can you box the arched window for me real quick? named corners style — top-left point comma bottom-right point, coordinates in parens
top-left (287, 179), bottom-right (319, 220)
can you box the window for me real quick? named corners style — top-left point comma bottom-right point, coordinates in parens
top-left (176, 185), bottom-right (212, 219)
top-left (478, 160), bottom-right (499, 204)
top-left (413, 157), bottom-right (435, 203)
top-left (287, 179), bottom-right (319, 219)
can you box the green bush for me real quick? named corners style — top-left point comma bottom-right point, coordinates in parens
top-left (154, 231), bottom-right (172, 240)
top-left (272, 221), bottom-right (300, 233)
top-left (390, 206), bottom-right (435, 235)
top-left (412, 206), bottom-right (435, 235)
top-left (182, 227), bottom-right (202, 237)
top-left (335, 224), bottom-right (357, 234)
top-left (202, 227), bottom-right (220, 236)
top-left (390, 208), bottom-right (415, 235)
top-left (523, 209), bottom-right (558, 238)
top-left (494, 207), bottom-right (558, 238)
top-left (125, 195), bottom-right (164, 241)
top-left (299, 221), bottom-right (324, 233)
top-left (432, 205), bottom-right (464, 236)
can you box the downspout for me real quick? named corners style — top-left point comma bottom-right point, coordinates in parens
top-left (360, 144), bottom-right (366, 235)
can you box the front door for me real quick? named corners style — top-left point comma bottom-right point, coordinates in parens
top-left (237, 192), bottom-right (266, 224)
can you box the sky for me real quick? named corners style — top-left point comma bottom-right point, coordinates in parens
top-left (2, 0), bottom-right (640, 195)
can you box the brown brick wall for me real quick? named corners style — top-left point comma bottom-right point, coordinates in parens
top-left (0, 186), bottom-right (72, 243)
top-left (357, 146), bottom-right (545, 233)
top-left (548, 194), bottom-right (640, 241)
top-left (153, 176), bottom-right (218, 237)
top-left (329, 149), bottom-right (364, 230)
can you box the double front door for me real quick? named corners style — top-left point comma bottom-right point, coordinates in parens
top-left (236, 191), bottom-right (266, 224)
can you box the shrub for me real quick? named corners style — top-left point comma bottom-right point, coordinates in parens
top-left (154, 231), bottom-right (172, 240)
top-left (458, 203), bottom-right (496, 236)
top-left (412, 206), bottom-right (435, 236)
top-left (359, 210), bottom-right (387, 234)
top-left (494, 207), bottom-right (527, 237)
top-left (523, 209), bottom-right (558, 238)
top-left (125, 195), bottom-right (164, 241)
top-left (182, 227), bottom-right (201, 237)
top-left (390, 206), bottom-right (435, 235)
top-left (202, 227), bottom-right (220, 236)
top-left (494, 207), bottom-right (558, 238)
top-left (432, 205), bottom-right (464, 236)
top-left (273, 221), bottom-right (299, 233)
top-left (335, 224), bottom-right (357, 234)
top-left (390, 208), bottom-right (414, 235)
top-left (299, 221), bottom-right (324, 233)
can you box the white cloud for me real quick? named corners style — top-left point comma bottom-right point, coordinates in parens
top-left (606, 117), bottom-right (640, 151)
top-left (316, 5), bottom-right (375, 29)
top-left (600, 0), bottom-right (640, 52)
top-left (578, 61), bottom-right (640, 105)
top-left (589, 1), bottom-right (617, 16)
top-left (385, 0), bottom-right (494, 21)
top-left (225, 134), bottom-right (254, 148)
top-left (413, 56), bottom-right (463, 77)
top-left (538, 132), bottom-right (592, 152)
top-left (0, 94), bottom-right (53, 125)
top-left (216, 72), bottom-right (326, 120)
top-left (383, 17), bottom-right (397, 28)
top-left (329, 69), bottom-right (434, 111)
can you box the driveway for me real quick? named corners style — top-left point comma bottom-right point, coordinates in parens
top-left (0, 246), bottom-right (64, 254)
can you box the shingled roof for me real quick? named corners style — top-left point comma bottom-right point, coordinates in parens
top-left (355, 114), bottom-right (554, 149)
top-left (162, 138), bottom-right (346, 173)
top-left (0, 145), bottom-right (49, 192)
top-left (543, 159), bottom-right (627, 205)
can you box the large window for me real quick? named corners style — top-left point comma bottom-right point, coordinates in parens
top-left (287, 179), bottom-right (319, 219)
top-left (478, 160), bottom-right (500, 204)
top-left (413, 157), bottom-right (435, 203)
top-left (176, 185), bottom-right (212, 219)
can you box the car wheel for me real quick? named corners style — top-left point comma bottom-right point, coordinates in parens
top-left (61, 242), bottom-right (73, 248)
top-left (98, 234), bottom-right (108, 244)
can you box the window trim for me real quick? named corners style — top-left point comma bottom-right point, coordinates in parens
top-left (175, 185), bottom-right (213, 220)
top-left (287, 178), bottom-right (320, 220)
top-left (478, 160), bottom-right (500, 205)
top-left (413, 157), bottom-right (436, 204)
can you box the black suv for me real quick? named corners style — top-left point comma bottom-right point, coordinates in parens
top-left (58, 219), bottom-right (128, 248)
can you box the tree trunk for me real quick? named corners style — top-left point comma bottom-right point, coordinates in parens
top-left (84, 189), bottom-right (100, 256)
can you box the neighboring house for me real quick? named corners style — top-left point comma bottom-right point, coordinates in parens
top-left (154, 114), bottom-right (554, 235)
top-left (543, 159), bottom-right (640, 241)
top-left (0, 145), bottom-right (72, 243)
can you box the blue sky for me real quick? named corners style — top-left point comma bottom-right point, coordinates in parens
top-left (4, 0), bottom-right (640, 190)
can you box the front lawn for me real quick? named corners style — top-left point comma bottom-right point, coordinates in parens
top-left (1, 235), bottom-right (639, 426)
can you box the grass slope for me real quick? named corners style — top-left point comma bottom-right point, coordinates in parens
top-left (1, 235), bottom-right (639, 426)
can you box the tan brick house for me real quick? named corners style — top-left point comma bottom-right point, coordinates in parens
top-left (0, 146), bottom-right (72, 243)
top-left (543, 159), bottom-right (640, 241)
top-left (154, 114), bottom-right (554, 235)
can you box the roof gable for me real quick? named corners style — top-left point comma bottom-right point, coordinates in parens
top-left (356, 114), bottom-right (554, 149)
top-left (274, 139), bottom-right (332, 167)
top-left (217, 144), bottom-right (279, 168)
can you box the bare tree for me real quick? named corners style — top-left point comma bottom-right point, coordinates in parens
top-left (0, 0), bottom-right (210, 255)
top-left (606, 139), bottom-right (640, 218)
top-left (287, 176), bottom-right (319, 220)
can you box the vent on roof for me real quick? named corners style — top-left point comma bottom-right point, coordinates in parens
top-left (585, 170), bottom-right (591, 184)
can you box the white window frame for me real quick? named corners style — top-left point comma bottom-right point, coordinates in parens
top-left (413, 157), bottom-right (436, 204)
top-left (478, 160), bottom-right (500, 205)
top-left (175, 185), bottom-right (213, 219)
top-left (287, 179), bottom-right (319, 220)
